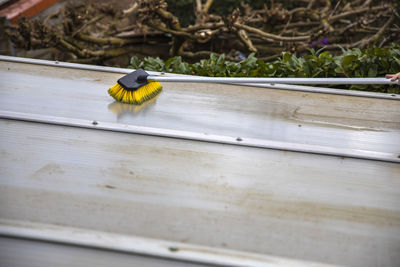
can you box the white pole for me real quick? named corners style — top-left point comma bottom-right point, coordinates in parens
top-left (147, 76), bottom-right (396, 85)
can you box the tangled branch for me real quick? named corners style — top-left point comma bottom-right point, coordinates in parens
top-left (6, 0), bottom-right (400, 63)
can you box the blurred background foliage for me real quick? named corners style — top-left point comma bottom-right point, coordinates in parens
top-left (131, 45), bottom-right (400, 93)
top-left (4, 0), bottom-right (400, 92)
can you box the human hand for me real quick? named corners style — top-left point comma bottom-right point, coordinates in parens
top-left (386, 73), bottom-right (400, 85)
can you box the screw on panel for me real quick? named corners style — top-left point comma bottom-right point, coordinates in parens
top-left (169, 246), bottom-right (179, 252)
top-left (236, 137), bottom-right (243, 141)
top-left (92, 121), bottom-right (98, 125)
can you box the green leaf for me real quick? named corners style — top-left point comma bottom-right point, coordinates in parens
top-left (318, 51), bottom-right (331, 59)
top-left (283, 52), bottom-right (292, 63)
top-left (368, 65), bottom-right (378, 77)
top-left (334, 67), bottom-right (342, 74)
top-left (343, 55), bottom-right (357, 68)
top-left (217, 54), bottom-right (226, 65)
top-left (316, 47), bottom-right (326, 55)
top-left (210, 53), bottom-right (218, 63)
top-left (130, 56), bottom-right (141, 69)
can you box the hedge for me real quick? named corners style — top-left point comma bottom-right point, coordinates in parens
top-left (130, 45), bottom-right (400, 93)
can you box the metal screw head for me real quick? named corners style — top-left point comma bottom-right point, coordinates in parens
top-left (169, 246), bottom-right (179, 252)
top-left (236, 137), bottom-right (243, 141)
top-left (92, 121), bottom-right (98, 125)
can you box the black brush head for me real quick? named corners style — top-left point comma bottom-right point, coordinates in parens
top-left (117, 69), bottom-right (149, 91)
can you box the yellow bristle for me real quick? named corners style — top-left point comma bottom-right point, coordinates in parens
top-left (122, 91), bottom-right (129, 103)
top-left (127, 91), bottom-right (133, 104)
top-left (108, 83), bottom-right (124, 102)
top-left (108, 81), bottom-right (162, 105)
top-left (108, 84), bottom-right (125, 102)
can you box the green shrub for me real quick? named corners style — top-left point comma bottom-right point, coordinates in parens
top-left (130, 45), bottom-right (400, 93)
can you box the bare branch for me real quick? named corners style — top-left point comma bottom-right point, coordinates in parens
top-left (203, 0), bottom-right (214, 14)
top-left (236, 29), bottom-right (257, 53)
top-left (356, 15), bottom-right (395, 49)
top-left (76, 33), bottom-right (134, 46)
top-left (72, 15), bottom-right (105, 37)
top-left (234, 23), bottom-right (310, 42)
top-left (147, 21), bottom-right (192, 38)
top-left (329, 4), bottom-right (390, 23)
top-left (5, 0), bottom-right (398, 64)
top-left (123, 2), bottom-right (138, 15)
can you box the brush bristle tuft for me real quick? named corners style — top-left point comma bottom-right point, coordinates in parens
top-left (108, 82), bottom-right (162, 105)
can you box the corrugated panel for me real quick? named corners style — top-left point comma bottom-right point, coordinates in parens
top-left (0, 60), bottom-right (399, 155)
top-left (1, 119), bottom-right (399, 266)
top-left (0, 57), bottom-right (399, 266)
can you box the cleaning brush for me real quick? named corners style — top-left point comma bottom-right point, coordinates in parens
top-left (109, 69), bottom-right (397, 105)
top-left (108, 69), bottom-right (162, 105)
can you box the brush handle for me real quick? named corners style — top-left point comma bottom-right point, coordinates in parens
top-left (147, 76), bottom-right (397, 85)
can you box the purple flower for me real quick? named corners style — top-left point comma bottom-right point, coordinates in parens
top-left (311, 41), bottom-right (317, 47)
top-left (310, 38), bottom-right (329, 47)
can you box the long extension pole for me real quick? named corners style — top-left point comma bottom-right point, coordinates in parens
top-left (147, 76), bottom-right (396, 85)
